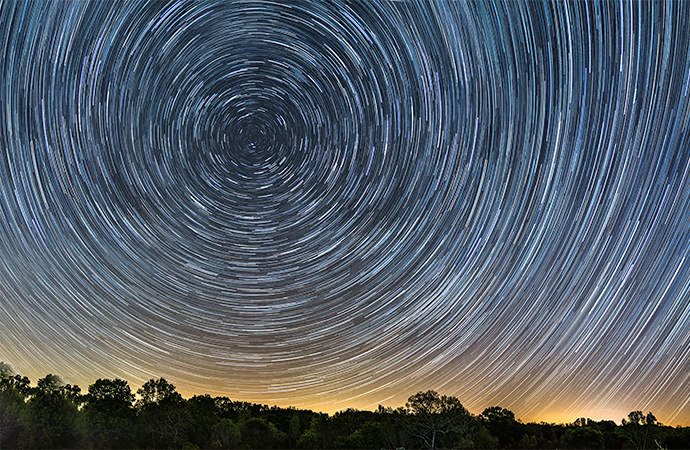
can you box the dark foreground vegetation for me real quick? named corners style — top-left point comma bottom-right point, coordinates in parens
top-left (0, 363), bottom-right (688, 449)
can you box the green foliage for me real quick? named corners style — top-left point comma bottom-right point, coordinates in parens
top-left (87, 378), bottom-right (135, 405)
top-left (212, 418), bottom-right (241, 449)
top-left (480, 406), bottom-right (516, 423)
top-left (296, 416), bottom-right (328, 449)
top-left (288, 412), bottom-right (302, 445)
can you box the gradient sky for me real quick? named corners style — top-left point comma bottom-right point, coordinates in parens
top-left (0, 0), bottom-right (689, 426)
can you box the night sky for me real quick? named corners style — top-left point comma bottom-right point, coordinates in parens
top-left (1, 1), bottom-right (689, 425)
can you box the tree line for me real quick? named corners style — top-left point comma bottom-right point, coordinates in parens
top-left (0, 363), bottom-right (688, 449)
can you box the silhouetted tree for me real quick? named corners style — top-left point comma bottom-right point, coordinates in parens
top-left (561, 425), bottom-right (605, 449)
top-left (480, 405), bottom-right (516, 422)
top-left (136, 377), bottom-right (190, 448)
top-left (136, 377), bottom-right (183, 406)
top-left (622, 410), bottom-right (660, 450)
top-left (573, 417), bottom-right (588, 427)
top-left (0, 364), bottom-right (689, 450)
top-left (585, 419), bottom-right (620, 448)
top-left (404, 390), bottom-right (474, 450)
top-left (186, 394), bottom-right (221, 447)
top-left (24, 374), bottom-right (80, 448)
top-left (328, 408), bottom-right (380, 446)
top-left (0, 363), bottom-right (29, 447)
top-left (664, 425), bottom-right (690, 449)
top-left (480, 406), bottom-right (523, 447)
top-left (80, 378), bottom-right (135, 448)
top-left (374, 405), bottom-right (410, 449)
top-left (296, 415), bottom-right (329, 449)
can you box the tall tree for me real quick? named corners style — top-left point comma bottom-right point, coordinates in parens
top-left (480, 406), bottom-right (523, 447)
top-left (24, 374), bottom-right (80, 448)
top-left (80, 378), bottom-right (135, 448)
top-left (288, 412), bottom-right (302, 445)
top-left (0, 363), bottom-right (29, 447)
top-left (136, 378), bottom-right (189, 448)
top-left (405, 390), bottom-right (473, 450)
top-left (621, 410), bottom-right (659, 450)
top-left (187, 394), bottom-right (221, 447)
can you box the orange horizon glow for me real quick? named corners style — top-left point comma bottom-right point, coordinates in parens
top-left (18, 371), bottom-right (690, 427)
top-left (11, 364), bottom-right (687, 427)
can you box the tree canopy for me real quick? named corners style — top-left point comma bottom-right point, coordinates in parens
top-left (0, 362), bottom-right (687, 449)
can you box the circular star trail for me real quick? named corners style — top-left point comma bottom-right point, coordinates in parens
top-left (0, 1), bottom-right (689, 424)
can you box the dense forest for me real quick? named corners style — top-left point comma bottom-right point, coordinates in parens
top-left (0, 363), bottom-right (688, 449)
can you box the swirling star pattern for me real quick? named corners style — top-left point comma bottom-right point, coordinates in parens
top-left (1, 0), bottom-right (689, 425)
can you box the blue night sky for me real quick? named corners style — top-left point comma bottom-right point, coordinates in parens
top-left (0, 1), bottom-right (688, 425)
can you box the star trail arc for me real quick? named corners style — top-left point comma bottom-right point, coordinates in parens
top-left (0, 0), bottom-right (689, 424)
